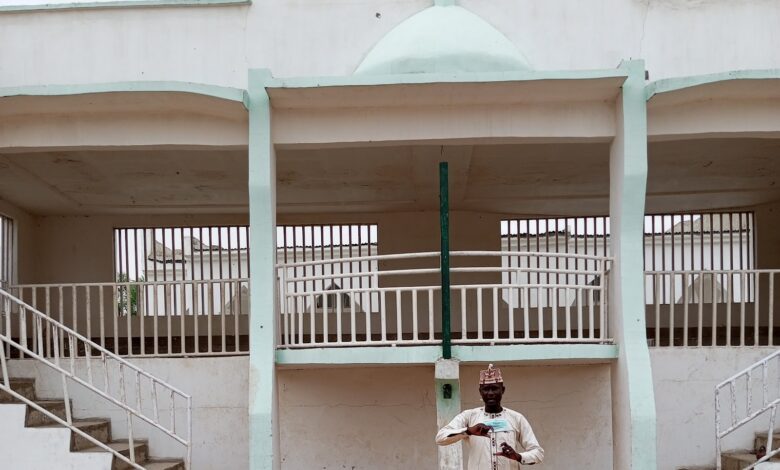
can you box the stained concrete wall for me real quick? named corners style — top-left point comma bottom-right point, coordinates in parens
top-left (278, 364), bottom-right (612, 469)
top-left (461, 364), bottom-right (614, 470)
top-left (1, 0), bottom-right (779, 88)
top-left (277, 365), bottom-right (438, 469)
top-left (652, 347), bottom-right (780, 470)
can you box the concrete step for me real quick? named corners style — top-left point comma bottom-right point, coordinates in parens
top-left (723, 451), bottom-right (780, 470)
top-left (0, 377), bottom-right (37, 403)
top-left (82, 439), bottom-right (149, 470)
top-left (35, 418), bottom-right (113, 451)
top-left (26, 399), bottom-right (70, 426)
top-left (3, 374), bottom-right (184, 469)
top-left (756, 431), bottom-right (780, 451)
top-left (143, 459), bottom-right (186, 470)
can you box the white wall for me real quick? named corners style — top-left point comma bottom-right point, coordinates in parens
top-left (652, 347), bottom-right (780, 470)
top-left (0, 403), bottom-right (112, 470)
top-left (1, 0), bottom-right (779, 89)
top-left (8, 356), bottom-right (249, 470)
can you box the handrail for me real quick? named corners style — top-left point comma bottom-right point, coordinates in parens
top-left (0, 288), bottom-right (192, 469)
top-left (715, 350), bottom-right (780, 470)
top-left (276, 250), bottom-right (612, 268)
top-left (14, 277), bottom-right (250, 288)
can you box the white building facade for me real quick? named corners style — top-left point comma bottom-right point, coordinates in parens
top-left (2, 0), bottom-right (780, 469)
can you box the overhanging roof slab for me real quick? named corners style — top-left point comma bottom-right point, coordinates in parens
top-left (259, 69), bottom-right (628, 146)
top-left (647, 71), bottom-right (780, 140)
top-left (0, 85), bottom-right (248, 150)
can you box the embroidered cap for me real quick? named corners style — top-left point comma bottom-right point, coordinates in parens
top-left (479, 364), bottom-right (503, 385)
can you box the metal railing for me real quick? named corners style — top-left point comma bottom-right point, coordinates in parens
top-left (715, 350), bottom-right (780, 469)
top-left (277, 251), bottom-right (612, 348)
top-left (12, 278), bottom-right (250, 357)
top-left (645, 270), bottom-right (777, 347)
top-left (0, 288), bottom-right (192, 469)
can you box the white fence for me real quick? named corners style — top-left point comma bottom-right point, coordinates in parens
top-left (716, 350), bottom-right (780, 469)
top-left (646, 270), bottom-right (779, 347)
top-left (10, 279), bottom-right (249, 357)
top-left (277, 251), bottom-right (612, 348)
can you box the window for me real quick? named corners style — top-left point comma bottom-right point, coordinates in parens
top-left (501, 212), bottom-right (756, 306)
top-left (277, 224), bottom-right (379, 313)
top-left (114, 226), bottom-right (250, 283)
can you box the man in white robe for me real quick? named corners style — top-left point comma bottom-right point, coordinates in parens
top-left (436, 364), bottom-right (544, 469)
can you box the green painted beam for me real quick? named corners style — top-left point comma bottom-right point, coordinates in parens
top-left (0, 0), bottom-right (248, 12)
top-left (0, 81), bottom-right (246, 105)
top-left (439, 162), bottom-right (451, 360)
top-left (256, 67), bottom-right (629, 89)
top-left (452, 344), bottom-right (618, 364)
top-left (275, 344), bottom-right (618, 366)
top-left (645, 69), bottom-right (780, 101)
top-left (276, 346), bottom-right (442, 366)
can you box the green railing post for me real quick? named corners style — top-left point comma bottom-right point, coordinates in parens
top-left (439, 162), bottom-right (451, 359)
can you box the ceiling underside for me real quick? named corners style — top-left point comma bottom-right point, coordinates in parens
top-left (0, 138), bottom-right (778, 216)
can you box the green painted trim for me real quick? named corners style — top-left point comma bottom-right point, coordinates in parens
top-left (276, 346), bottom-right (442, 366)
top-left (0, 0), bottom-right (248, 12)
top-left (247, 70), bottom-right (278, 470)
top-left (0, 81), bottom-right (246, 105)
top-left (439, 162), bottom-right (451, 360)
top-left (452, 344), bottom-right (618, 363)
top-left (646, 69), bottom-right (780, 101)
top-left (276, 344), bottom-right (618, 365)
top-left (254, 67), bottom-right (629, 89)
top-left (611, 59), bottom-right (657, 470)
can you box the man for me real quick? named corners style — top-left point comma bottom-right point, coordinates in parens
top-left (436, 364), bottom-right (544, 469)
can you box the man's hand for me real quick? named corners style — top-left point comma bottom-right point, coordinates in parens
top-left (465, 423), bottom-right (492, 437)
top-left (496, 442), bottom-right (522, 463)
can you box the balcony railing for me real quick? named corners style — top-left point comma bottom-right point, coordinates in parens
top-left (4, 251), bottom-right (616, 356)
top-left (277, 251), bottom-right (613, 349)
top-left (8, 279), bottom-right (249, 357)
top-left (645, 269), bottom-right (779, 347)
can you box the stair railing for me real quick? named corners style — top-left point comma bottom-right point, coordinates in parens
top-left (0, 287), bottom-right (192, 469)
top-left (716, 349), bottom-right (780, 470)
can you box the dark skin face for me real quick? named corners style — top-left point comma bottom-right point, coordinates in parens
top-left (479, 382), bottom-right (504, 413)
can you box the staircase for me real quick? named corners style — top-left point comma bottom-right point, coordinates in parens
top-left (718, 429), bottom-right (780, 470)
top-left (714, 350), bottom-right (780, 470)
top-left (0, 288), bottom-right (192, 469)
top-left (0, 377), bottom-right (184, 469)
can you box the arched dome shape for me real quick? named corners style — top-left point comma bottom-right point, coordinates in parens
top-left (355, 5), bottom-right (531, 75)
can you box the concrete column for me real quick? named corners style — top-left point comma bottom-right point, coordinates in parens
top-left (435, 358), bottom-right (463, 470)
top-left (247, 69), bottom-right (280, 470)
top-left (609, 59), bottom-right (657, 470)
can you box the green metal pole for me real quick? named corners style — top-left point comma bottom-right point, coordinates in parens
top-left (439, 162), bottom-right (451, 359)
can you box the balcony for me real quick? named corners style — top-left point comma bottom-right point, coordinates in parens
top-left (1, 250), bottom-right (613, 360)
top-left (277, 250), bottom-right (613, 349)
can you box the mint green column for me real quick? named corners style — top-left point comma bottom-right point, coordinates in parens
top-left (609, 59), bottom-right (657, 470)
top-left (247, 70), bottom-right (280, 470)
